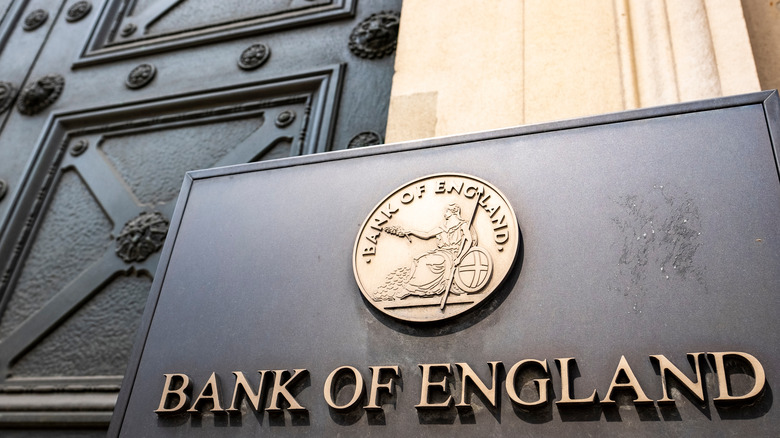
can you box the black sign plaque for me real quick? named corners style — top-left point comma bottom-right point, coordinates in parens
top-left (110, 92), bottom-right (780, 437)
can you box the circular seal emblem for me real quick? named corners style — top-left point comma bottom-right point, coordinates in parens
top-left (353, 174), bottom-right (519, 323)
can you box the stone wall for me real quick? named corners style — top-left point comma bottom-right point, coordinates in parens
top-left (387, 0), bottom-right (766, 142)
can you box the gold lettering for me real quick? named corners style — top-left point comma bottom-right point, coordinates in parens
top-left (155, 373), bottom-right (191, 414)
top-left (464, 185), bottom-right (483, 198)
top-left (455, 362), bottom-right (500, 408)
top-left (478, 194), bottom-right (492, 208)
top-left (401, 191), bottom-right (414, 204)
top-left (226, 371), bottom-right (269, 412)
top-left (365, 232), bottom-right (380, 245)
top-left (373, 216), bottom-right (388, 227)
top-left (415, 363), bottom-right (453, 409)
top-left (711, 351), bottom-right (767, 404)
top-left (380, 203), bottom-right (398, 220)
top-left (506, 359), bottom-right (550, 407)
top-left (601, 355), bottom-right (653, 404)
top-left (495, 231), bottom-right (509, 245)
top-left (486, 204), bottom-right (500, 217)
top-left (649, 353), bottom-right (705, 403)
top-left (447, 180), bottom-right (464, 194)
top-left (555, 358), bottom-right (597, 405)
top-left (267, 369), bottom-right (308, 412)
top-left (365, 365), bottom-right (401, 410)
top-left (435, 180), bottom-right (446, 193)
top-left (362, 246), bottom-right (375, 257)
top-left (323, 366), bottom-right (365, 411)
top-left (416, 184), bottom-right (426, 198)
top-left (187, 372), bottom-right (225, 413)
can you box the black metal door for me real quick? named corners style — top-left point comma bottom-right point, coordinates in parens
top-left (0, 0), bottom-right (400, 431)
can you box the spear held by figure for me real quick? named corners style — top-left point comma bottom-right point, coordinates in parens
top-left (440, 192), bottom-right (482, 311)
top-left (380, 191), bottom-right (482, 305)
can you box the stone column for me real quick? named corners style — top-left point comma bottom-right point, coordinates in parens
top-left (741, 0), bottom-right (780, 91)
top-left (386, 0), bottom-right (761, 143)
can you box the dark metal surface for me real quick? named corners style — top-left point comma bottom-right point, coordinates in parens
top-left (0, 0), bottom-right (401, 432)
top-left (112, 92), bottom-right (780, 436)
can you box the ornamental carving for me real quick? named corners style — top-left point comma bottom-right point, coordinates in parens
top-left (347, 131), bottom-right (382, 148)
top-left (23, 9), bottom-right (48, 31)
top-left (66, 1), bottom-right (92, 22)
top-left (121, 23), bottom-right (137, 37)
top-left (116, 212), bottom-right (169, 263)
top-left (0, 82), bottom-right (17, 114)
top-left (70, 139), bottom-right (88, 157)
top-left (348, 11), bottom-right (400, 59)
top-left (126, 64), bottom-right (156, 89)
top-left (275, 110), bottom-right (296, 128)
top-left (17, 74), bottom-right (64, 116)
top-left (238, 43), bottom-right (271, 70)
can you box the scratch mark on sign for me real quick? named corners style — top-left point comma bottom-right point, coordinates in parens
top-left (609, 184), bottom-right (706, 313)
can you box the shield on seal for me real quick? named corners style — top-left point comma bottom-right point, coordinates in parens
top-left (454, 246), bottom-right (493, 293)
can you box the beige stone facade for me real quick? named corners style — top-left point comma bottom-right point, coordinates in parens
top-left (386, 0), bottom-right (770, 143)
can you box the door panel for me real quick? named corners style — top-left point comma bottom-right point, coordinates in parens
top-left (79, 0), bottom-right (355, 65)
top-left (0, 0), bottom-right (400, 431)
top-left (0, 169), bottom-right (114, 342)
top-left (11, 270), bottom-right (152, 377)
